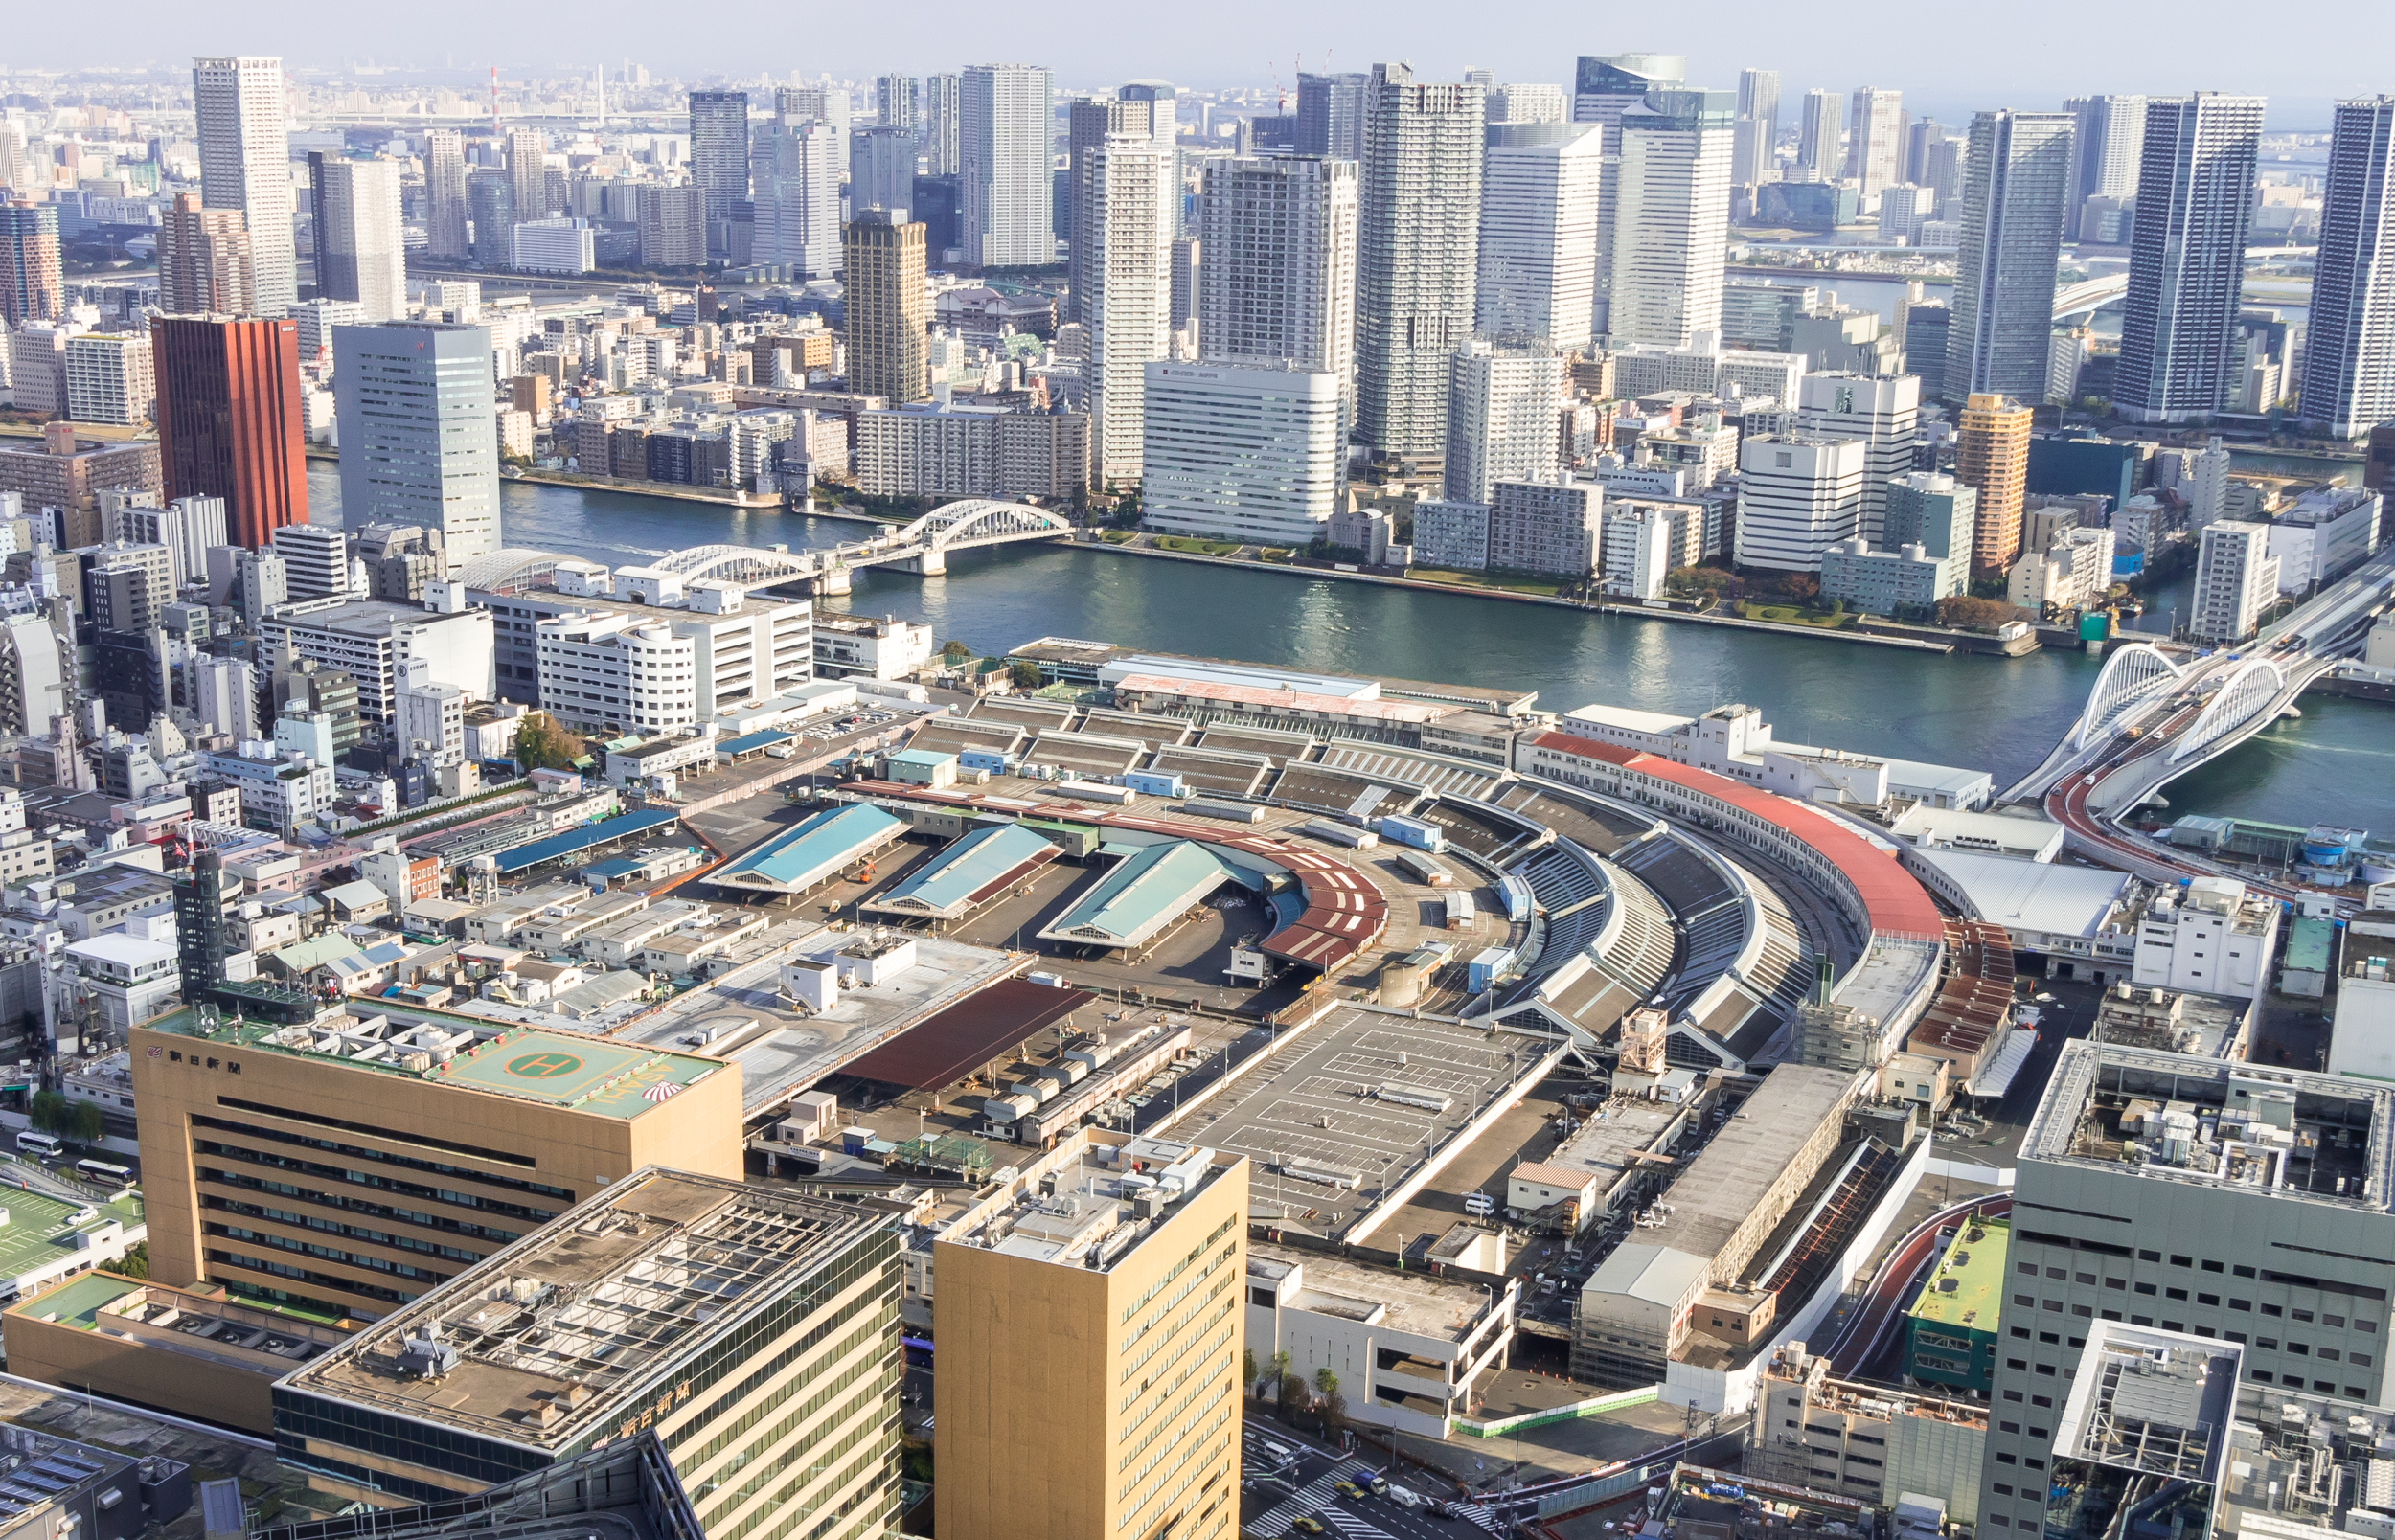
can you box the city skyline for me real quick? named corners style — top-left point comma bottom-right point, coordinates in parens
top-left (1, 8), bottom-right (2384, 133)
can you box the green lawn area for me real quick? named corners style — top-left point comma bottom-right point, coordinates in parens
top-left (1407, 568), bottom-right (1564, 598)
top-left (1737, 601), bottom-right (1856, 628)
top-left (1097, 530), bottom-right (1136, 544)
top-left (1258, 548), bottom-right (1294, 562)
top-left (1152, 535), bottom-right (1240, 555)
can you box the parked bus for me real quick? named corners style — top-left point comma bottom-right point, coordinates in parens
top-left (14, 1132), bottom-right (62, 1159)
top-left (75, 1160), bottom-right (132, 1189)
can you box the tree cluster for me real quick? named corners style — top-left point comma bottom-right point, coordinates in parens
top-left (513, 712), bottom-right (583, 771)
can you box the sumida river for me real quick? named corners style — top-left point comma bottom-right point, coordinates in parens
top-left (308, 464), bottom-right (2393, 836)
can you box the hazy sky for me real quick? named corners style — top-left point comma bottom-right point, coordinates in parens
top-left (18, 0), bottom-right (2389, 128)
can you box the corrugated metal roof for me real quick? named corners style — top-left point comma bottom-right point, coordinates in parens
top-left (718, 729), bottom-right (794, 756)
top-left (713, 803), bottom-right (903, 891)
top-left (1037, 840), bottom-right (1239, 948)
top-left (867, 823), bottom-right (1059, 919)
top-left (1532, 731), bottom-right (1947, 939)
top-left (493, 807), bottom-right (683, 873)
top-left (837, 978), bottom-right (1094, 1091)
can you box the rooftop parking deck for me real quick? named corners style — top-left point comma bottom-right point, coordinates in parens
top-left (1157, 1002), bottom-right (1562, 1236)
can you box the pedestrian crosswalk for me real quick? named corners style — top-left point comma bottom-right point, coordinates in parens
top-left (1248, 1473), bottom-right (1398, 1539)
top-left (1447, 1499), bottom-right (1504, 1531)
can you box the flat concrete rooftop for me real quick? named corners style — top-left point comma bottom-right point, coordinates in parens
top-left (1157, 1002), bottom-right (1561, 1236)
top-left (1248, 1242), bottom-right (1496, 1343)
top-left (616, 921), bottom-right (1023, 1115)
top-left (2025, 1041), bottom-right (2394, 1209)
top-left (141, 1006), bottom-right (726, 1121)
top-left (935, 1131), bottom-right (1238, 1274)
top-left (1638, 1062), bottom-right (1856, 1267)
top-left (279, 1169), bottom-right (880, 1450)
top-left (1538, 1095), bottom-right (1690, 1190)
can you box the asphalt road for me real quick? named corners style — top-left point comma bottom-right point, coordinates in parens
top-left (1243, 1417), bottom-right (1497, 1539)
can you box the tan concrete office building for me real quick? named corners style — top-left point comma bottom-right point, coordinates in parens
top-left (935, 1129), bottom-right (1246, 1540)
top-left (130, 1004), bottom-right (741, 1324)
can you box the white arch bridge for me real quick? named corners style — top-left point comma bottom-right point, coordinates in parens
top-left (440, 500), bottom-right (1074, 598)
top-left (650, 499), bottom-right (1076, 592)
top-left (2008, 641), bottom-right (2333, 808)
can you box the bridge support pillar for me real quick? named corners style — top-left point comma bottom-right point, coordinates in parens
top-left (895, 548), bottom-right (947, 577)
top-left (810, 566), bottom-right (852, 596)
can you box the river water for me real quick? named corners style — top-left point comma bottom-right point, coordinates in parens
top-left (306, 464), bottom-right (2393, 834)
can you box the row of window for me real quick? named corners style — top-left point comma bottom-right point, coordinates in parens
top-left (208, 1223), bottom-right (455, 1286)
top-left (214, 1094), bottom-right (546, 1174)
top-left (194, 1121), bottom-right (570, 1216)
top-left (659, 1246), bottom-right (900, 1458)
top-left (208, 1247), bottom-right (417, 1308)
top-left (204, 1196), bottom-right (488, 1266)
top-left (199, 1166), bottom-right (523, 1247)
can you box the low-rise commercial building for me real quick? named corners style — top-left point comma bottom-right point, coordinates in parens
top-left (476, 572), bottom-right (811, 727)
top-left (1570, 1063), bottom-right (1859, 1388)
top-left (5, 1271), bottom-right (349, 1434)
top-left (2007, 525), bottom-right (2116, 616)
top-left (2130, 873), bottom-right (2282, 1000)
top-left (1746, 1343), bottom-right (1988, 1522)
top-left (2266, 487), bottom-right (2382, 593)
top-left (1820, 536), bottom-right (1962, 615)
top-left (1556, 700), bottom-right (1993, 810)
top-left (1244, 1242), bottom-right (1517, 1438)
top-left (814, 612), bottom-right (934, 680)
top-left (1507, 1091), bottom-right (1692, 1234)
top-left (0, 1187), bottom-right (147, 1307)
top-left (64, 933), bottom-right (180, 1034)
top-left (1904, 1212), bottom-right (2007, 1393)
top-left (198, 744), bottom-right (337, 833)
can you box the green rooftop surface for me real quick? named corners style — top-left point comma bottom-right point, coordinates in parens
top-left (1037, 839), bottom-right (1239, 948)
top-left (2287, 916), bottom-right (2336, 975)
top-left (0, 1185), bottom-right (145, 1285)
top-left (139, 1007), bottom-right (720, 1121)
top-left (13, 1270), bottom-right (142, 1326)
top-left (1907, 1213), bottom-right (2009, 1331)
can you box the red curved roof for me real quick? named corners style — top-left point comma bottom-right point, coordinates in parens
top-left (1528, 732), bottom-right (1946, 940)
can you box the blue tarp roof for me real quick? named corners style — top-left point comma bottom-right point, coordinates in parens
top-left (494, 807), bottom-right (682, 873)
top-left (718, 729), bottom-right (794, 756)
